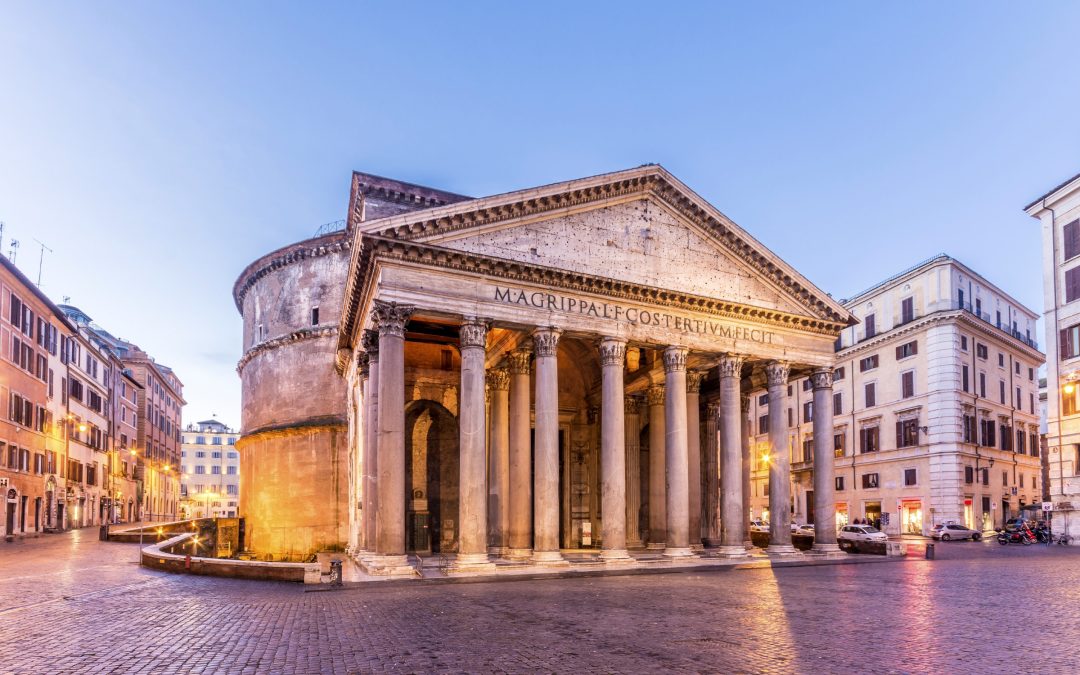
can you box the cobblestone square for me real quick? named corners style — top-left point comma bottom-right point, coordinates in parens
top-left (2, 531), bottom-right (1078, 674)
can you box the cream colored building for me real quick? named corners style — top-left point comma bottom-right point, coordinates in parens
top-left (748, 255), bottom-right (1044, 535)
top-left (1027, 170), bottom-right (1080, 543)
top-left (337, 165), bottom-right (857, 575)
top-left (180, 420), bottom-right (240, 519)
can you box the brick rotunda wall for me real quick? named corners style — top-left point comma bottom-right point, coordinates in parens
top-left (233, 230), bottom-right (351, 560)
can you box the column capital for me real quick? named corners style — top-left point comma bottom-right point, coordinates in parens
top-left (765, 361), bottom-right (790, 387)
top-left (361, 328), bottom-right (380, 358)
top-left (459, 318), bottom-right (490, 350)
top-left (646, 384), bottom-right (666, 407)
top-left (598, 337), bottom-right (627, 367)
top-left (706, 399), bottom-right (721, 417)
top-left (371, 300), bottom-right (415, 338)
top-left (810, 367), bottom-right (834, 390)
top-left (686, 370), bottom-right (706, 394)
top-left (532, 327), bottom-right (562, 358)
top-left (506, 348), bottom-right (533, 375)
top-left (662, 346), bottom-right (688, 373)
top-left (358, 353), bottom-right (370, 378)
top-left (486, 368), bottom-right (510, 391)
top-left (624, 396), bottom-right (642, 415)
top-left (717, 353), bottom-right (745, 379)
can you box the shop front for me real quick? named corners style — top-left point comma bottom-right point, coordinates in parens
top-left (902, 499), bottom-right (924, 534)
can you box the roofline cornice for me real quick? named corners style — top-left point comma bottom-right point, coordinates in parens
top-left (232, 232), bottom-right (351, 312)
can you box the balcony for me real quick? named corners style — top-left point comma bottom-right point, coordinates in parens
top-left (955, 301), bottom-right (1039, 350)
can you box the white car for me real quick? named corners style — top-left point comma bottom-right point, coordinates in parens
top-left (838, 525), bottom-right (887, 543)
top-left (750, 520), bottom-right (769, 533)
top-left (794, 524), bottom-right (815, 536)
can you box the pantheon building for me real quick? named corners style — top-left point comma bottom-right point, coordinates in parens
top-left (236, 165), bottom-right (856, 573)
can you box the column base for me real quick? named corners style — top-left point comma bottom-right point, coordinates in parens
top-left (646, 542), bottom-right (666, 551)
top-left (811, 542), bottom-right (842, 553)
top-left (448, 553), bottom-right (497, 575)
top-left (626, 537), bottom-right (644, 549)
top-left (743, 540), bottom-right (754, 550)
top-left (713, 544), bottom-right (748, 559)
top-left (690, 542), bottom-right (705, 552)
top-left (600, 549), bottom-right (634, 563)
top-left (487, 545), bottom-right (508, 557)
top-left (360, 554), bottom-right (417, 577)
top-left (530, 550), bottom-right (569, 567)
top-left (662, 546), bottom-right (695, 559)
top-left (765, 544), bottom-right (803, 559)
top-left (505, 548), bottom-right (533, 562)
top-left (702, 537), bottom-right (723, 548)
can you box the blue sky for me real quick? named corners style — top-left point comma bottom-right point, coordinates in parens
top-left (2, 2), bottom-right (1078, 425)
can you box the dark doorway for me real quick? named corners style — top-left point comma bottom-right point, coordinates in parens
top-left (19, 496), bottom-right (27, 533)
top-left (5, 502), bottom-right (15, 536)
top-left (57, 503), bottom-right (64, 530)
top-left (806, 490), bottom-right (815, 525)
top-left (34, 497), bottom-right (41, 531)
top-left (405, 400), bottom-right (459, 554)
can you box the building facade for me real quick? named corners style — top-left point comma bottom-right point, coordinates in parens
top-left (748, 255), bottom-right (1044, 534)
top-left (180, 420), bottom-right (240, 518)
top-left (337, 165), bottom-right (855, 575)
top-left (1027, 170), bottom-right (1080, 543)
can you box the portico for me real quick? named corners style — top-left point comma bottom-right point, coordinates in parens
top-left (337, 165), bottom-right (855, 574)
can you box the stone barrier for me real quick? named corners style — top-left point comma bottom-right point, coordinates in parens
top-left (141, 533), bottom-right (320, 584)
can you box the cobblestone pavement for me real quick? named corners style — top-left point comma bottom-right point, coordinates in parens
top-left (2, 530), bottom-right (1079, 674)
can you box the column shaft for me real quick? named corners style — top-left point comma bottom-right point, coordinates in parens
top-left (624, 397), bottom-right (643, 548)
top-left (362, 332), bottom-right (379, 555)
top-left (507, 349), bottom-right (533, 559)
top-left (687, 372), bottom-right (704, 550)
top-left (703, 401), bottom-right (720, 546)
top-left (532, 328), bottom-right (566, 565)
top-left (647, 385), bottom-right (666, 549)
top-left (454, 319), bottom-right (492, 570)
top-left (487, 369), bottom-right (510, 554)
top-left (741, 394), bottom-right (752, 549)
top-left (718, 355), bottom-right (747, 557)
top-left (766, 362), bottom-right (795, 554)
top-left (373, 302), bottom-right (413, 561)
top-left (811, 369), bottom-right (840, 552)
top-left (599, 338), bottom-right (630, 561)
top-left (663, 347), bottom-right (692, 558)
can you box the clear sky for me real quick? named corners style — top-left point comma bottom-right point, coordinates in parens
top-left (2, 2), bottom-right (1078, 426)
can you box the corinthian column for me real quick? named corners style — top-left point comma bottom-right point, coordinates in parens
top-left (487, 368), bottom-right (510, 556)
top-left (531, 327), bottom-right (567, 566)
top-left (716, 354), bottom-right (747, 558)
top-left (741, 393), bottom-right (752, 549)
top-left (686, 371), bottom-right (704, 551)
top-left (646, 384), bottom-right (666, 550)
top-left (811, 368), bottom-right (840, 554)
top-left (370, 300), bottom-right (414, 574)
top-left (704, 400), bottom-right (720, 546)
top-left (361, 329), bottom-right (380, 559)
top-left (451, 319), bottom-right (495, 572)
top-left (624, 396), bottom-right (643, 548)
top-left (765, 361), bottom-right (797, 556)
top-left (506, 348), bottom-right (533, 560)
top-left (598, 338), bottom-right (631, 562)
top-left (663, 346), bottom-right (693, 559)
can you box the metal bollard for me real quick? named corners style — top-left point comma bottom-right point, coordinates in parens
top-left (925, 543), bottom-right (935, 560)
top-left (330, 559), bottom-right (343, 586)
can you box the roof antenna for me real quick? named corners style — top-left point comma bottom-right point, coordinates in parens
top-left (33, 238), bottom-right (53, 287)
top-left (9, 239), bottom-right (18, 264)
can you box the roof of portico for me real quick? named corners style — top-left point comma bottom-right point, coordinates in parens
top-left (338, 164), bottom-right (858, 362)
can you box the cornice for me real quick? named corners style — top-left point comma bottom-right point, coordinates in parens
top-left (237, 325), bottom-right (339, 374)
top-left (232, 234), bottom-right (351, 313)
top-left (337, 235), bottom-right (852, 354)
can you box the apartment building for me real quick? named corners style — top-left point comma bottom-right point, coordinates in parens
top-left (179, 420), bottom-right (240, 519)
top-left (748, 255), bottom-right (1044, 535)
top-left (1027, 170), bottom-right (1080, 543)
top-left (62, 328), bottom-right (112, 528)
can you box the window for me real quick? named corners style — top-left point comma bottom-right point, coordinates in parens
top-left (998, 353), bottom-right (1005, 368)
top-left (980, 419), bottom-right (996, 447)
top-left (895, 341), bottom-right (918, 360)
top-left (834, 367), bottom-right (845, 381)
top-left (862, 473), bottom-right (880, 489)
top-left (1064, 386), bottom-right (1079, 416)
top-left (833, 392), bottom-right (843, 415)
top-left (962, 365), bottom-right (970, 393)
top-left (896, 419), bottom-right (920, 448)
top-left (901, 371), bottom-right (915, 399)
top-left (1000, 424), bottom-right (1012, 451)
top-left (1016, 429), bottom-right (1026, 455)
top-left (787, 408), bottom-right (793, 427)
top-left (226, 484), bottom-right (239, 495)
top-left (758, 394), bottom-right (768, 406)
top-left (979, 373), bottom-right (986, 398)
top-left (865, 382), bottom-right (876, 407)
top-left (901, 297), bottom-right (914, 324)
top-left (859, 426), bottom-right (879, 454)
top-left (211, 466), bottom-right (221, 475)
top-left (758, 415), bottom-right (768, 435)
top-left (1002, 471), bottom-right (1008, 487)
top-left (859, 355), bottom-right (879, 372)
top-left (1015, 362), bottom-right (1021, 375)
top-left (801, 437), bottom-right (813, 463)
top-left (1066, 267), bottom-right (1080, 303)
top-left (195, 466), bottom-right (206, 474)
top-left (961, 335), bottom-right (968, 351)
top-left (212, 437), bottom-right (222, 446)
top-left (1062, 324), bottom-right (1080, 359)
top-left (803, 401), bottom-right (813, 423)
top-left (1029, 367), bottom-right (1035, 382)
top-left (834, 432), bottom-right (845, 457)
top-left (1031, 433), bottom-right (1039, 458)
top-left (227, 451), bottom-right (238, 459)
top-left (976, 344), bottom-right (988, 360)
top-left (212, 451), bottom-right (221, 458)
top-left (965, 466), bottom-right (974, 484)
top-left (982, 468), bottom-right (989, 486)
top-left (865, 314), bottom-right (876, 339)
top-left (962, 414), bottom-right (977, 443)
top-left (802, 379), bottom-right (813, 392)
top-left (1066, 219), bottom-right (1080, 261)
top-left (904, 468), bottom-right (917, 486)
top-left (227, 466), bottom-right (237, 475)
top-left (835, 476), bottom-right (845, 491)
top-left (1016, 387), bottom-right (1022, 410)
top-left (999, 381), bottom-right (1006, 405)
top-left (311, 307), bottom-right (320, 325)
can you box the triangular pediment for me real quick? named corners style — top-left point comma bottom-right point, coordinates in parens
top-left (351, 165), bottom-right (854, 327)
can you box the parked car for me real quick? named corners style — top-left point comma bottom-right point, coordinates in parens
top-left (795, 524), bottom-right (815, 536)
top-left (930, 523), bottom-right (982, 541)
top-left (838, 525), bottom-right (887, 543)
top-left (750, 520), bottom-right (769, 533)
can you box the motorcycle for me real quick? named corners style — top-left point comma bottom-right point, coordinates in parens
top-left (996, 526), bottom-right (1035, 546)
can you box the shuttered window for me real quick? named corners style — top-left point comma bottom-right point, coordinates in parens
top-left (1066, 267), bottom-right (1080, 303)
top-left (901, 297), bottom-right (914, 324)
top-left (901, 371), bottom-right (915, 399)
top-left (865, 382), bottom-right (876, 407)
top-left (895, 341), bottom-right (918, 359)
top-left (833, 392), bottom-right (843, 415)
top-left (1061, 324), bottom-right (1080, 360)
top-left (1065, 219), bottom-right (1080, 261)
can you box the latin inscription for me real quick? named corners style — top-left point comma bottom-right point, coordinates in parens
top-left (494, 286), bottom-right (775, 343)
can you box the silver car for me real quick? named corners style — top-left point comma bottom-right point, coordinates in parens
top-left (838, 525), bottom-right (887, 543)
top-left (930, 523), bottom-right (982, 541)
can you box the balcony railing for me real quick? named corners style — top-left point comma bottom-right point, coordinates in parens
top-left (955, 301), bottom-right (1039, 350)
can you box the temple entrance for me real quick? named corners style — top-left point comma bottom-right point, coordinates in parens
top-left (405, 400), bottom-right (459, 554)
